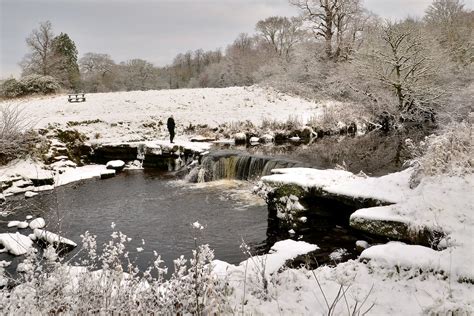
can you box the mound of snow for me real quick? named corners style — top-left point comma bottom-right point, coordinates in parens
top-left (29, 217), bottom-right (46, 229)
top-left (0, 232), bottom-right (34, 255)
top-left (34, 229), bottom-right (77, 248)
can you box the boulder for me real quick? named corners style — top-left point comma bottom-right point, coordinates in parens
top-left (300, 126), bottom-right (315, 140)
top-left (106, 160), bottom-right (125, 171)
top-left (234, 132), bottom-right (247, 145)
top-left (34, 229), bottom-right (77, 248)
top-left (29, 217), bottom-right (46, 229)
top-left (249, 136), bottom-right (259, 143)
top-left (25, 191), bottom-right (38, 198)
top-left (259, 134), bottom-right (274, 143)
top-left (17, 221), bottom-right (29, 229)
top-left (355, 240), bottom-right (370, 252)
top-left (0, 232), bottom-right (33, 256)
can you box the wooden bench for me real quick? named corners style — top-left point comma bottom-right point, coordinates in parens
top-left (68, 93), bottom-right (86, 103)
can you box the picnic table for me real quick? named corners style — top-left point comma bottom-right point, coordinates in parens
top-left (68, 93), bottom-right (86, 103)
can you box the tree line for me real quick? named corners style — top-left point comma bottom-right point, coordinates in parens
top-left (2, 0), bottom-right (472, 125)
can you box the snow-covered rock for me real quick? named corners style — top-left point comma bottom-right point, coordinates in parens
top-left (300, 126), bottom-right (315, 139)
top-left (355, 240), bottom-right (370, 252)
top-left (25, 191), bottom-right (38, 198)
top-left (249, 136), bottom-right (259, 143)
top-left (34, 229), bottom-right (77, 248)
top-left (0, 232), bottom-right (34, 255)
top-left (7, 221), bottom-right (20, 228)
top-left (29, 217), bottom-right (46, 229)
top-left (106, 160), bottom-right (125, 171)
top-left (26, 215), bottom-right (33, 220)
top-left (17, 221), bottom-right (29, 229)
top-left (234, 132), bottom-right (247, 144)
top-left (259, 134), bottom-right (274, 143)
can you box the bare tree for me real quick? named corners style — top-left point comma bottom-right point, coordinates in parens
top-left (425, 0), bottom-right (473, 66)
top-left (256, 16), bottom-right (303, 61)
top-left (121, 59), bottom-right (158, 91)
top-left (359, 21), bottom-right (443, 122)
top-left (290, 0), bottom-right (362, 59)
top-left (79, 53), bottom-right (117, 92)
top-left (20, 21), bottom-right (56, 76)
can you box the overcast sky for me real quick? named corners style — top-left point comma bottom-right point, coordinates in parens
top-left (1, 0), bottom-right (472, 78)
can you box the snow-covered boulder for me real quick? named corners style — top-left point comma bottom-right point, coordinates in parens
top-left (234, 132), bottom-right (247, 144)
top-left (259, 134), bottom-right (274, 143)
top-left (249, 136), bottom-right (259, 143)
top-left (300, 126), bottom-right (315, 139)
top-left (25, 191), bottom-right (38, 198)
top-left (355, 240), bottom-right (370, 252)
top-left (8, 221), bottom-right (20, 228)
top-left (17, 221), bottom-right (29, 229)
top-left (106, 160), bottom-right (125, 171)
top-left (0, 232), bottom-right (34, 255)
top-left (29, 217), bottom-right (46, 229)
top-left (34, 229), bottom-right (77, 248)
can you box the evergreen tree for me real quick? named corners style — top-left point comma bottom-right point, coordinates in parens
top-left (51, 33), bottom-right (81, 90)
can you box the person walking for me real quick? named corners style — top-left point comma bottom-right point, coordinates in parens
top-left (167, 115), bottom-right (175, 143)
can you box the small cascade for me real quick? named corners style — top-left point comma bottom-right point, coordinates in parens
top-left (137, 143), bottom-right (146, 168)
top-left (188, 151), bottom-right (302, 183)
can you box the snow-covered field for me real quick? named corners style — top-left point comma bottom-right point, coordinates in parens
top-left (2, 86), bottom-right (328, 143)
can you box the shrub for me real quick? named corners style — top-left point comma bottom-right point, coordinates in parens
top-left (0, 104), bottom-right (42, 165)
top-left (406, 122), bottom-right (472, 186)
top-left (0, 227), bottom-right (231, 314)
top-left (20, 74), bottom-right (60, 95)
top-left (0, 78), bottom-right (25, 98)
top-left (0, 75), bottom-right (61, 98)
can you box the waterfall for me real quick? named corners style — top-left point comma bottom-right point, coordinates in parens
top-left (188, 151), bottom-right (302, 183)
top-left (137, 144), bottom-right (146, 168)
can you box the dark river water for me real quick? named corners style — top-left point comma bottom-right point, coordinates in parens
top-left (1, 170), bottom-right (269, 274)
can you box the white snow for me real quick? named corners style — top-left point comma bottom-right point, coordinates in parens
top-left (24, 191), bottom-right (38, 198)
top-left (262, 167), bottom-right (413, 204)
top-left (29, 217), bottom-right (46, 229)
top-left (7, 221), bottom-right (20, 228)
top-left (33, 229), bottom-right (77, 248)
top-left (17, 221), bottom-right (29, 229)
top-left (355, 240), bottom-right (370, 250)
top-left (214, 239), bottom-right (318, 279)
top-left (106, 160), bottom-right (125, 169)
top-left (0, 232), bottom-right (34, 255)
top-left (1, 86), bottom-right (327, 144)
top-left (26, 215), bottom-right (33, 220)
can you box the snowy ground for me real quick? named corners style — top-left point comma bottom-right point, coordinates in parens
top-left (255, 167), bottom-right (474, 314)
top-left (2, 86), bottom-right (329, 143)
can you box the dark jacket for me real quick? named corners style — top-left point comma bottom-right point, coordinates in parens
top-left (167, 117), bottom-right (175, 131)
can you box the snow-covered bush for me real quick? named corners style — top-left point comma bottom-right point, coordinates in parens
top-left (0, 78), bottom-right (24, 98)
top-left (406, 122), bottom-right (472, 186)
top-left (0, 227), bottom-right (231, 314)
top-left (0, 75), bottom-right (60, 98)
top-left (0, 104), bottom-right (42, 165)
top-left (20, 74), bottom-right (61, 95)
